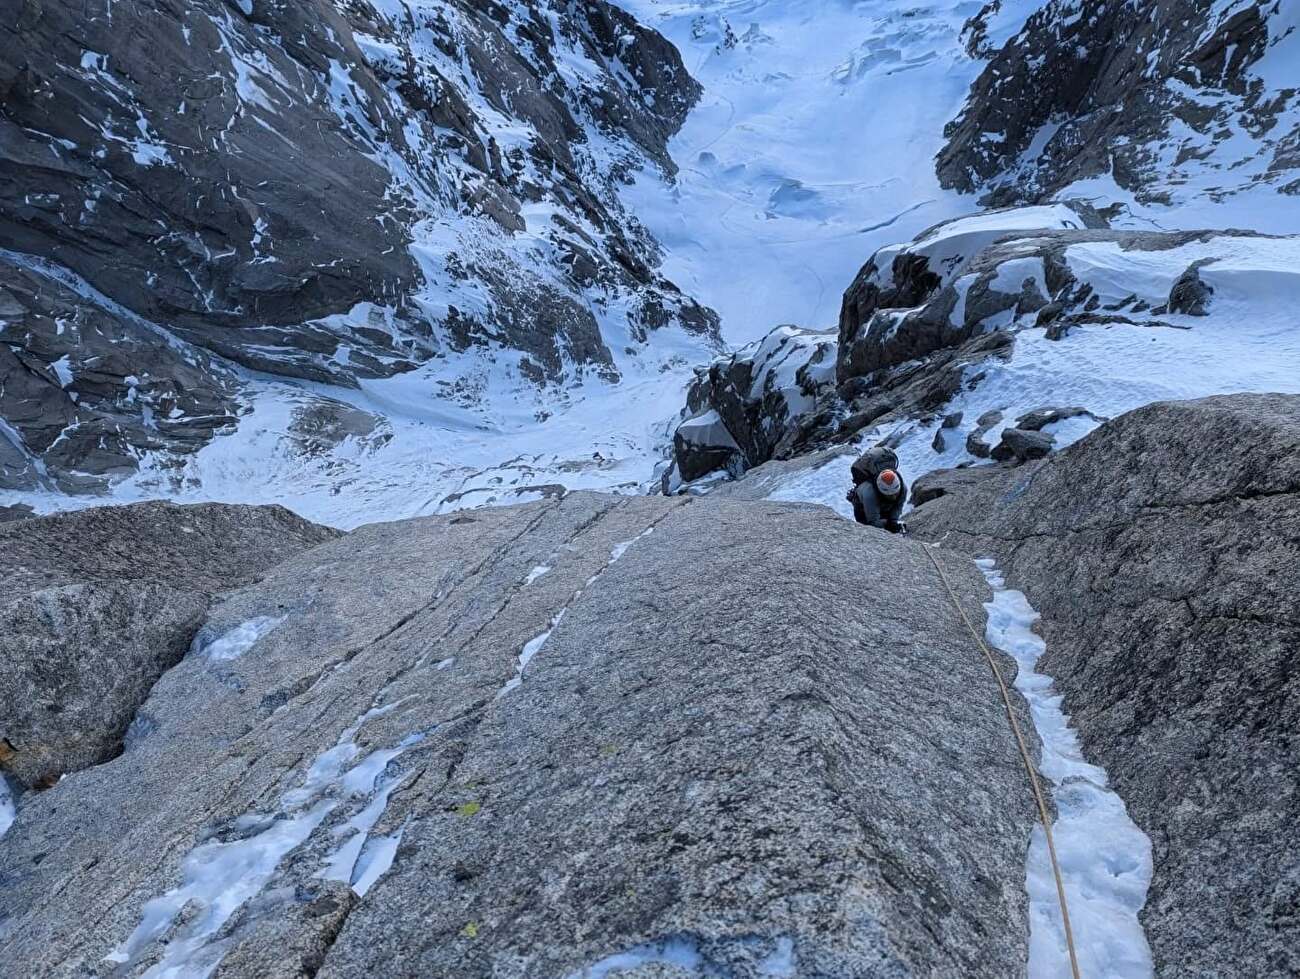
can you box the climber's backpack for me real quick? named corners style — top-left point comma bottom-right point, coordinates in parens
top-left (850, 446), bottom-right (900, 486)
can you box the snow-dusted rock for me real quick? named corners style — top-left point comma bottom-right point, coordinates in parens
top-left (941, 0), bottom-right (1300, 208)
top-left (0, 261), bottom-right (241, 492)
top-left (910, 394), bottom-right (1300, 977)
top-left (837, 203), bottom-right (1104, 382)
top-left (1, 0), bottom-right (717, 488)
top-left (670, 409), bottom-right (743, 484)
top-left (0, 502), bottom-right (337, 789)
top-left (665, 326), bottom-right (836, 486)
top-left (0, 492), bottom-right (1042, 977)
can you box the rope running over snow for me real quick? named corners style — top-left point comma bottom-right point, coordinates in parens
top-left (921, 544), bottom-right (1083, 979)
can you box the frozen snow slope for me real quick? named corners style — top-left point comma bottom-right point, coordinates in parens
top-left (616, 0), bottom-right (1045, 341)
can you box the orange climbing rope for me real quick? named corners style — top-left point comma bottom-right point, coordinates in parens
top-left (921, 544), bottom-right (1083, 979)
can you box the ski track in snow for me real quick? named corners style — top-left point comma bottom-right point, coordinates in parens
top-left (978, 559), bottom-right (1154, 979)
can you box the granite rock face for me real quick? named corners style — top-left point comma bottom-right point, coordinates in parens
top-left (909, 394), bottom-right (1300, 978)
top-left (941, 0), bottom-right (1300, 206)
top-left (0, 492), bottom-right (1043, 978)
top-left (0, 502), bottom-right (339, 789)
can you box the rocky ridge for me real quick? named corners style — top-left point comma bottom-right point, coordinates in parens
top-left (0, 493), bottom-right (1042, 978)
top-left (941, 0), bottom-right (1300, 207)
top-left (1, 0), bottom-right (718, 491)
top-left (664, 200), bottom-right (1300, 491)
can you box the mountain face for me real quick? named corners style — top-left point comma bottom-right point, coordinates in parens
top-left (1, 0), bottom-right (716, 493)
top-left (939, 0), bottom-right (1300, 210)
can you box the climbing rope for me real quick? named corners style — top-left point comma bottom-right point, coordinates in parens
top-left (921, 544), bottom-right (1083, 979)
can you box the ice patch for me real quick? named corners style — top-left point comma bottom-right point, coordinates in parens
top-left (609, 526), bottom-right (653, 564)
top-left (568, 936), bottom-right (708, 979)
top-left (569, 935), bottom-right (797, 978)
top-left (195, 616), bottom-right (285, 661)
top-left (107, 701), bottom-right (419, 975)
top-left (978, 559), bottom-right (1154, 979)
top-left (104, 801), bottom-right (335, 976)
top-left (524, 565), bottom-right (552, 585)
top-left (50, 355), bottom-right (74, 388)
top-left (0, 775), bottom-right (16, 840)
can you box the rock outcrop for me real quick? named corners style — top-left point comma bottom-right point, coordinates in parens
top-left (909, 394), bottom-right (1300, 977)
top-left (941, 0), bottom-right (1300, 206)
top-left (0, 502), bottom-right (338, 789)
top-left (0, 493), bottom-right (1043, 977)
top-left (664, 204), bottom-right (1300, 492)
top-left (663, 326), bottom-right (835, 490)
top-left (1, 0), bottom-right (718, 489)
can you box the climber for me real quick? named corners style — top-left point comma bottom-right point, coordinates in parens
top-left (846, 445), bottom-right (907, 533)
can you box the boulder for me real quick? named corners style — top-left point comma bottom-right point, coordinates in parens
top-left (0, 493), bottom-right (1042, 977)
top-left (666, 326), bottom-right (836, 487)
top-left (1166, 262), bottom-right (1215, 316)
top-left (966, 410), bottom-right (1004, 459)
top-left (910, 394), bottom-right (1300, 977)
top-left (0, 502), bottom-right (338, 788)
top-left (990, 427), bottom-right (1054, 463)
top-left (670, 410), bottom-right (744, 483)
top-left (1013, 406), bottom-right (1093, 432)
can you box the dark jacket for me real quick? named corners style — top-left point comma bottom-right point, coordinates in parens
top-left (848, 478), bottom-right (906, 529)
top-left (847, 446), bottom-right (906, 530)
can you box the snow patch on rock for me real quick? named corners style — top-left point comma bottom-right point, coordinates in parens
top-left (978, 559), bottom-right (1154, 979)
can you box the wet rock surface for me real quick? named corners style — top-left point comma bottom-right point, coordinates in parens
top-left (0, 502), bottom-right (338, 788)
top-left (909, 394), bottom-right (1300, 977)
top-left (0, 493), bottom-right (1042, 977)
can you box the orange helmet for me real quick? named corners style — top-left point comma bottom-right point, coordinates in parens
top-left (876, 469), bottom-right (902, 497)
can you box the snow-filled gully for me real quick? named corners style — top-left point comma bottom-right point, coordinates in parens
top-left (978, 559), bottom-right (1154, 979)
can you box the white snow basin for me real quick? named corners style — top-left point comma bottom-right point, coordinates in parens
top-left (978, 558), bottom-right (1154, 979)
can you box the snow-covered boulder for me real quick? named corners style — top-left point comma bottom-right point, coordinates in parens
top-left (910, 393), bottom-right (1300, 977)
top-left (0, 502), bottom-right (337, 788)
top-left (837, 202), bottom-right (1104, 382)
top-left (1, 492), bottom-right (1044, 977)
top-left (830, 211), bottom-right (1300, 475)
top-left (670, 409), bottom-right (744, 484)
top-left (664, 325), bottom-right (836, 488)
